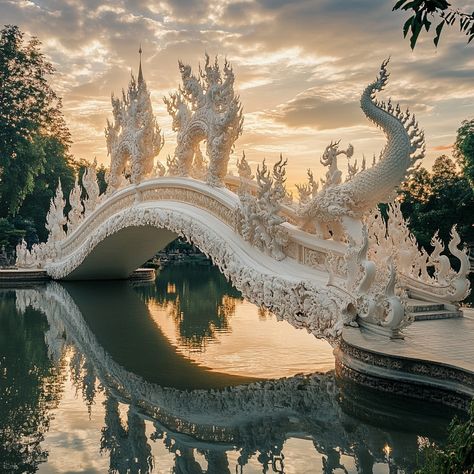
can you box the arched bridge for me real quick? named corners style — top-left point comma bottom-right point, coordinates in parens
top-left (15, 55), bottom-right (470, 340)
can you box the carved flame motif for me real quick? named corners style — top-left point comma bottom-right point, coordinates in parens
top-left (366, 202), bottom-right (471, 302)
top-left (164, 54), bottom-right (243, 186)
top-left (46, 181), bottom-right (67, 244)
top-left (237, 156), bottom-right (289, 261)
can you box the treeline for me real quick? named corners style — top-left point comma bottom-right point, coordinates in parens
top-left (0, 25), bottom-right (106, 261)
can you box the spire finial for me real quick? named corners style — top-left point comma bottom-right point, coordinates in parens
top-left (138, 44), bottom-right (144, 86)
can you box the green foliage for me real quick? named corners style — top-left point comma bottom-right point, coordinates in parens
top-left (19, 137), bottom-right (76, 242)
top-left (393, 1), bottom-right (474, 48)
top-left (0, 24), bottom-right (71, 216)
top-left (400, 155), bottom-right (474, 251)
top-left (0, 25), bottom-right (88, 258)
top-left (416, 399), bottom-right (474, 473)
top-left (454, 119), bottom-right (474, 189)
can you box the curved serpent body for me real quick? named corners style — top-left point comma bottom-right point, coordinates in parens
top-left (299, 60), bottom-right (425, 241)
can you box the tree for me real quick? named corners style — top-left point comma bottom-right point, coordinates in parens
top-left (18, 137), bottom-right (76, 243)
top-left (400, 155), bottom-right (474, 251)
top-left (0, 25), bottom-right (71, 216)
top-left (416, 400), bottom-right (474, 473)
top-left (454, 119), bottom-right (474, 189)
top-left (393, 1), bottom-right (474, 48)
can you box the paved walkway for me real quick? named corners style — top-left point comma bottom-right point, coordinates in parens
top-left (344, 309), bottom-right (474, 374)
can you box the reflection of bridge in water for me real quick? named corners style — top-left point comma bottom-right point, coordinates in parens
top-left (14, 53), bottom-right (472, 405)
top-left (14, 282), bottom-right (458, 473)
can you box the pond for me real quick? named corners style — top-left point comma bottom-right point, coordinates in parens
top-left (0, 260), bottom-right (460, 473)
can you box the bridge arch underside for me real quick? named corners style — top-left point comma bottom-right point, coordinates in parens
top-left (64, 225), bottom-right (177, 280)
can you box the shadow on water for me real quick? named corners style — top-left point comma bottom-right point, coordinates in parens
top-left (0, 268), bottom-right (466, 473)
top-left (62, 279), bottom-right (259, 390)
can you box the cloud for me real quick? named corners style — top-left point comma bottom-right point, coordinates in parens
top-left (433, 144), bottom-right (453, 151)
top-left (1, 0), bottom-right (473, 182)
top-left (267, 89), bottom-right (363, 130)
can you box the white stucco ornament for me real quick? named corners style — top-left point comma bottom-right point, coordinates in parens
top-left (105, 49), bottom-right (164, 192)
top-left (367, 201), bottom-right (471, 303)
top-left (164, 54), bottom-right (243, 186)
top-left (237, 156), bottom-right (289, 261)
top-left (236, 151), bottom-right (254, 180)
top-left (46, 181), bottom-right (67, 244)
top-left (67, 177), bottom-right (83, 232)
top-left (82, 159), bottom-right (101, 215)
top-left (296, 169), bottom-right (319, 205)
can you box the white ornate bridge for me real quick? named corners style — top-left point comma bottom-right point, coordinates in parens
top-left (16, 53), bottom-right (470, 340)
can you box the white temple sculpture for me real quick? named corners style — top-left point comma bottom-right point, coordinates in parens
top-left (164, 54), bottom-right (243, 186)
top-left (236, 151), bottom-right (254, 180)
top-left (296, 169), bottom-right (319, 205)
top-left (67, 177), bottom-right (84, 233)
top-left (45, 181), bottom-right (67, 244)
top-left (298, 59), bottom-right (425, 242)
top-left (105, 47), bottom-right (164, 193)
top-left (367, 201), bottom-right (471, 303)
top-left (237, 156), bottom-right (289, 261)
top-left (82, 159), bottom-right (100, 215)
top-left (15, 239), bottom-right (35, 268)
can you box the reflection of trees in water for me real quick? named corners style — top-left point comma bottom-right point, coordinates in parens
top-left (0, 291), bottom-right (65, 473)
top-left (137, 263), bottom-right (242, 351)
top-left (11, 283), bottom-right (460, 474)
top-left (101, 394), bottom-right (153, 474)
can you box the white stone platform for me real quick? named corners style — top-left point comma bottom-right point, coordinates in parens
top-left (336, 311), bottom-right (474, 409)
top-left (345, 316), bottom-right (474, 373)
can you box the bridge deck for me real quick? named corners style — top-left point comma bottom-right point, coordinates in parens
top-left (344, 310), bottom-right (474, 373)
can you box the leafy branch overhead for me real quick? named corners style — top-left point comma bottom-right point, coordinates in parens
top-left (393, 0), bottom-right (474, 48)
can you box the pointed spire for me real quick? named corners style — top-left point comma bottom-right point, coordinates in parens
top-left (138, 44), bottom-right (144, 86)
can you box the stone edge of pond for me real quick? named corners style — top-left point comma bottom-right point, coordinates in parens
top-left (0, 267), bottom-right (156, 285)
top-left (335, 332), bottom-right (474, 412)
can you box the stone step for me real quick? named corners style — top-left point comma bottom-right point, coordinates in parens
top-left (411, 310), bottom-right (462, 321)
top-left (407, 299), bottom-right (445, 313)
top-left (406, 303), bottom-right (445, 313)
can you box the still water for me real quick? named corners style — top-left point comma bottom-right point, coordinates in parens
top-left (0, 261), bottom-right (460, 473)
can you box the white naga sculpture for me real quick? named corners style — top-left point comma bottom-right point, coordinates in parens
top-left (298, 59), bottom-right (425, 242)
top-left (164, 54), bottom-right (243, 186)
top-left (105, 49), bottom-right (164, 192)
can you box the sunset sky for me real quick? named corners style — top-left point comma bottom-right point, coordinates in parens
top-left (2, 0), bottom-right (474, 186)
